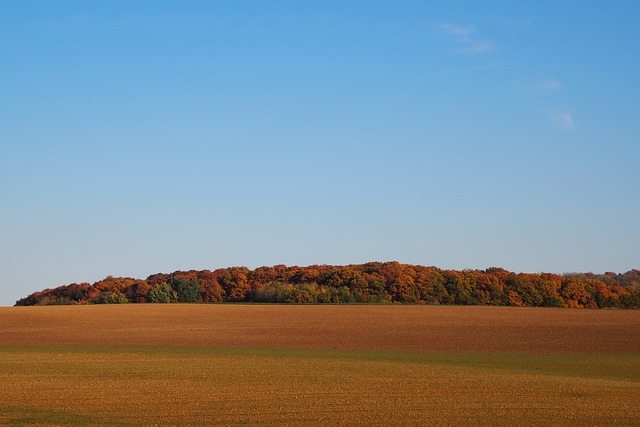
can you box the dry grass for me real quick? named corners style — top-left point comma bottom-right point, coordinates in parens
top-left (0, 305), bottom-right (639, 426)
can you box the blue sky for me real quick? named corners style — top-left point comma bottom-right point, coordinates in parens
top-left (1, 1), bottom-right (639, 305)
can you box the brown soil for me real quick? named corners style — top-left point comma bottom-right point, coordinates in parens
top-left (1, 304), bottom-right (638, 353)
top-left (1, 305), bottom-right (639, 425)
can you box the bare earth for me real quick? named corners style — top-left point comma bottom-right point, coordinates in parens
top-left (1, 305), bottom-right (639, 426)
top-left (1, 304), bottom-right (638, 353)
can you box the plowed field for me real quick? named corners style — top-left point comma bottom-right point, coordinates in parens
top-left (1, 305), bottom-right (639, 425)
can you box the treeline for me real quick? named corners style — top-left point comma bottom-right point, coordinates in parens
top-left (15, 262), bottom-right (640, 309)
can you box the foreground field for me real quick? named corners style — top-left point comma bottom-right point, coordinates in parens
top-left (1, 305), bottom-right (639, 425)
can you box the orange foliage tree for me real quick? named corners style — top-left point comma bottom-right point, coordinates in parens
top-left (14, 263), bottom-right (640, 309)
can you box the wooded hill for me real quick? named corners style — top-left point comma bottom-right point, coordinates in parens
top-left (15, 262), bottom-right (640, 309)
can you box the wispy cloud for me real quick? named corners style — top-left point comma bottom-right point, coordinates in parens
top-left (540, 80), bottom-right (563, 91)
top-left (436, 23), bottom-right (494, 54)
top-left (549, 109), bottom-right (576, 131)
top-left (437, 23), bottom-right (471, 38)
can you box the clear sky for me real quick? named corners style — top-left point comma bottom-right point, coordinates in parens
top-left (1, 1), bottom-right (639, 306)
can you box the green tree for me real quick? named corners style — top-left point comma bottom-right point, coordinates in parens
top-left (92, 291), bottom-right (129, 304)
top-left (444, 270), bottom-right (477, 305)
top-left (147, 282), bottom-right (178, 303)
top-left (168, 277), bottom-right (202, 303)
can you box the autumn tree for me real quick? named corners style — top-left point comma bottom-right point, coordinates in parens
top-left (387, 273), bottom-right (418, 303)
top-left (196, 270), bottom-right (225, 302)
top-left (216, 267), bottom-right (251, 302)
top-left (14, 264), bottom-right (640, 308)
top-left (560, 278), bottom-right (597, 309)
top-left (414, 267), bottom-right (450, 304)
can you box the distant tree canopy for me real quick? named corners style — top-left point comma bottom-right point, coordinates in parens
top-left (14, 263), bottom-right (640, 309)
